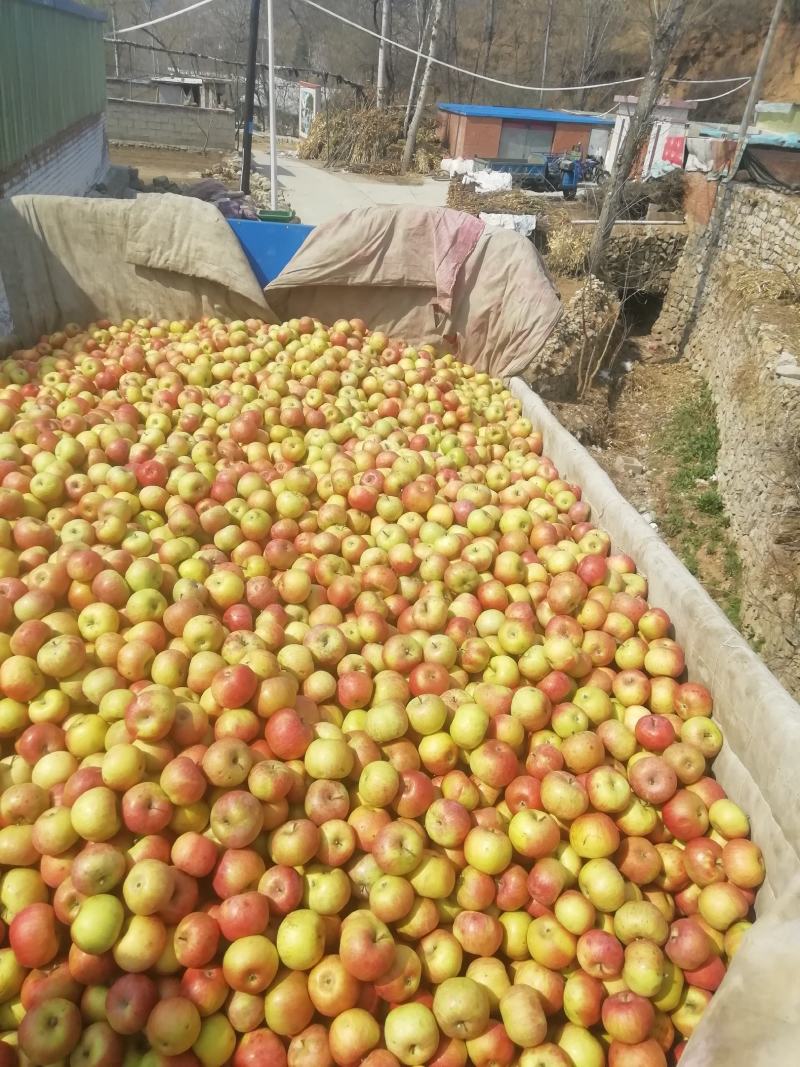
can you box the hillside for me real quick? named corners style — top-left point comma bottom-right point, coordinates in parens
top-left (98, 0), bottom-right (800, 124)
top-left (670, 17), bottom-right (800, 121)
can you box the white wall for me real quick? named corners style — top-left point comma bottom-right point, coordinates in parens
top-left (0, 115), bottom-right (108, 198)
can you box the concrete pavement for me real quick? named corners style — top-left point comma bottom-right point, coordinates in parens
top-left (253, 151), bottom-right (448, 225)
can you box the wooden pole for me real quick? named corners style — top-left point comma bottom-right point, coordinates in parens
top-left (730, 0), bottom-right (784, 177)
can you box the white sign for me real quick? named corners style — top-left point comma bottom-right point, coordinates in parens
top-left (299, 86), bottom-right (321, 139)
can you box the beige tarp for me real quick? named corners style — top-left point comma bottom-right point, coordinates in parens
top-left (511, 380), bottom-right (800, 1067)
top-left (266, 206), bottom-right (563, 379)
top-left (1, 199), bottom-right (561, 380)
top-left (0, 193), bottom-right (272, 348)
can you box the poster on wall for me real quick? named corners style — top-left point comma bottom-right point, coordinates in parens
top-left (299, 84), bottom-right (322, 139)
top-left (645, 122), bottom-right (687, 178)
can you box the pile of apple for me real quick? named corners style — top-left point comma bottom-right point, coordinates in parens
top-left (0, 314), bottom-right (763, 1067)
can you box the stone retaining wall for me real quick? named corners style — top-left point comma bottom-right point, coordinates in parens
top-left (656, 182), bottom-right (800, 691)
top-left (600, 227), bottom-right (686, 294)
top-left (523, 276), bottom-right (621, 403)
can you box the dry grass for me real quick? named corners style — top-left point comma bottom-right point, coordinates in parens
top-left (587, 171), bottom-right (686, 220)
top-left (298, 107), bottom-right (439, 174)
top-left (446, 179), bottom-right (569, 221)
top-left (726, 261), bottom-right (800, 305)
top-left (546, 225), bottom-right (592, 276)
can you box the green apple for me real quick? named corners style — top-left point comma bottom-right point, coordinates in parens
top-left (276, 909), bottom-right (325, 970)
top-left (71, 894), bottom-right (125, 954)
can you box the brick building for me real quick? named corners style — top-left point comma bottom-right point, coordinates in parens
top-left (437, 103), bottom-right (614, 162)
top-left (0, 0), bottom-right (108, 197)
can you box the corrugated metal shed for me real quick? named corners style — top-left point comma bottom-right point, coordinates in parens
top-left (1, 0), bottom-right (106, 175)
top-left (438, 103), bottom-right (615, 128)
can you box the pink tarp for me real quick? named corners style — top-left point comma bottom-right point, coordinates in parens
top-left (266, 206), bottom-right (562, 378)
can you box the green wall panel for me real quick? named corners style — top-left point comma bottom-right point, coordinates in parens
top-left (0, 0), bottom-right (107, 172)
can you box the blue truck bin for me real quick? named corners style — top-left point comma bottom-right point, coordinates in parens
top-left (228, 220), bottom-right (314, 287)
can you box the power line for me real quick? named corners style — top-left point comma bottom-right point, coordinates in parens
top-left (108, 0), bottom-right (752, 102)
top-left (295, 0), bottom-right (752, 95)
top-left (104, 37), bottom-right (367, 92)
top-left (685, 80), bottom-right (752, 103)
top-left (113, 0), bottom-right (217, 35)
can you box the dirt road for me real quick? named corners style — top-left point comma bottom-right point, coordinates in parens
top-left (254, 152), bottom-right (448, 225)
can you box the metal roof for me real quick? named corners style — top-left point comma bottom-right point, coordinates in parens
top-left (153, 76), bottom-right (204, 86)
top-left (438, 103), bottom-right (615, 128)
top-left (697, 124), bottom-right (800, 149)
top-left (23, 0), bottom-right (105, 21)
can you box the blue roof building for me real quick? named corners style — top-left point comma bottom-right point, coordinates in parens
top-left (437, 102), bottom-right (614, 161)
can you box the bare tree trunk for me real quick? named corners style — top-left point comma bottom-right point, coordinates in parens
top-left (402, 0), bottom-right (444, 171)
top-left (448, 0), bottom-right (460, 100)
top-left (576, 0), bottom-right (621, 109)
top-left (468, 0), bottom-right (497, 102)
top-left (376, 0), bottom-right (391, 109)
top-left (482, 0), bottom-right (497, 78)
top-left (588, 0), bottom-right (688, 273)
top-left (404, 0), bottom-right (431, 134)
top-left (538, 0), bottom-right (554, 107)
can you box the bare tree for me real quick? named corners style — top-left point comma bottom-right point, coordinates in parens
top-left (576, 0), bottom-right (623, 108)
top-left (468, 0), bottom-right (498, 102)
top-left (376, 0), bottom-right (392, 108)
top-left (404, 0), bottom-right (432, 133)
top-left (538, 0), bottom-right (555, 106)
top-left (588, 0), bottom-right (688, 272)
top-left (402, 0), bottom-right (444, 171)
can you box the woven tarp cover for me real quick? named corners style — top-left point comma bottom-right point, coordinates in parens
top-left (266, 205), bottom-right (562, 379)
top-left (511, 380), bottom-right (800, 1067)
top-left (0, 192), bottom-right (272, 348)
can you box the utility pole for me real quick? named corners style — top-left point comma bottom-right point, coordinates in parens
top-left (266, 0), bottom-right (279, 209)
top-left (538, 0), bottom-right (554, 107)
top-left (730, 0), bottom-right (783, 176)
top-left (376, 0), bottom-right (392, 109)
top-left (240, 0), bottom-right (261, 195)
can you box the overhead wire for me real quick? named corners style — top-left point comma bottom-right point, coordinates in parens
top-left (112, 0), bottom-right (217, 34)
top-left (108, 0), bottom-right (752, 103)
top-left (295, 0), bottom-right (751, 95)
top-left (684, 80), bottom-right (752, 103)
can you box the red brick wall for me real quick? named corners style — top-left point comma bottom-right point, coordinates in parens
top-left (435, 112), bottom-right (448, 146)
top-left (437, 113), bottom-right (459, 154)
top-left (683, 172), bottom-right (719, 230)
top-left (552, 125), bottom-right (590, 157)
top-left (456, 116), bottom-right (502, 159)
top-left (451, 116), bottom-right (465, 156)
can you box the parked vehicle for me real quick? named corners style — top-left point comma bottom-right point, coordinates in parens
top-left (475, 152), bottom-right (609, 198)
